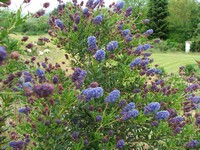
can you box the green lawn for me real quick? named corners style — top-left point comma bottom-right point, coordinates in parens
top-left (150, 52), bottom-right (200, 73)
top-left (10, 34), bottom-right (73, 73)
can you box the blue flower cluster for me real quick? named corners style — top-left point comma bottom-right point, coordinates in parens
top-left (93, 14), bottom-right (103, 24)
top-left (71, 68), bottom-right (87, 89)
top-left (134, 44), bottom-right (151, 55)
top-left (121, 102), bottom-right (139, 120)
top-left (0, 46), bottom-right (7, 64)
top-left (115, 1), bottom-right (125, 11)
top-left (186, 140), bottom-right (199, 148)
top-left (116, 139), bottom-right (125, 149)
top-left (55, 19), bottom-right (65, 30)
top-left (94, 49), bottom-right (105, 61)
top-left (155, 110), bottom-right (170, 120)
top-left (36, 68), bottom-right (45, 81)
top-left (82, 87), bottom-right (104, 101)
top-left (82, 8), bottom-right (90, 17)
top-left (106, 41), bottom-right (118, 51)
top-left (104, 89), bottom-right (120, 103)
top-left (122, 29), bottom-right (130, 37)
top-left (18, 106), bottom-right (31, 115)
top-left (123, 102), bottom-right (135, 112)
top-left (144, 102), bottom-right (160, 115)
top-left (88, 36), bottom-right (97, 51)
top-left (145, 29), bottom-right (153, 35)
top-left (130, 58), bottom-right (141, 68)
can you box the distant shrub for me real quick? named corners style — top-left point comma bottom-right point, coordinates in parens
top-left (153, 39), bottom-right (183, 52)
top-left (190, 35), bottom-right (200, 52)
top-left (185, 64), bottom-right (197, 76)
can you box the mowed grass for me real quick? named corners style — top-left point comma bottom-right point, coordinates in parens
top-left (10, 34), bottom-right (73, 74)
top-left (150, 52), bottom-right (200, 73)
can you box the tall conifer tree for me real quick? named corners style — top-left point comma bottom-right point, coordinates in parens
top-left (147, 0), bottom-right (169, 39)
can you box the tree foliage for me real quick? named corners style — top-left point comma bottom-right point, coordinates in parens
top-left (168, 0), bottom-right (200, 42)
top-left (147, 0), bottom-right (169, 40)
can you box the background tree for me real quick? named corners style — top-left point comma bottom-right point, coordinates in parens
top-left (168, 0), bottom-right (200, 43)
top-left (147, 0), bottom-right (169, 39)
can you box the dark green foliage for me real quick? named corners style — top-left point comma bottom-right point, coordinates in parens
top-left (147, 0), bottom-right (169, 40)
top-left (185, 64), bottom-right (197, 76)
top-left (168, 0), bottom-right (200, 43)
top-left (191, 23), bottom-right (200, 52)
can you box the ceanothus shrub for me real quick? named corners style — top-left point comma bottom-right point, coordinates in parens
top-left (0, 0), bottom-right (200, 149)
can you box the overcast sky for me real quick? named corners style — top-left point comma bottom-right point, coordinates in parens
top-left (8, 0), bottom-right (117, 13)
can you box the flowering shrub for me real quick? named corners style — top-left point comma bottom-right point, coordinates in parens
top-left (0, 0), bottom-right (200, 149)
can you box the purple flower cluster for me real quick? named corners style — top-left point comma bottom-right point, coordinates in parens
top-left (93, 14), bottom-right (103, 25)
top-left (0, 46), bottom-right (7, 64)
top-left (118, 99), bottom-right (126, 108)
top-left (195, 117), bottom-right (200, 126)
top-left (155, 110), bottom-right (170, 120)
top-left (146, 68), bottom-right (162, 75)
top-left (88, 36), bottom-right (97, 51)
top-left (36, 68), bottom-right (45, 78)
top-left (116, 139), bottom-right (125, 149)
top-left (52, 75), bottom-right (59, 84)
top-left (86, 0), bottom-right (94, 8)
top-left (142, 19), bottom-right (150, 24)
top-left (106, 41), bottom-right (118, 51)
top-left (96, 115), bottom-right (102, 122)
top-left (74, 12), bottom-right (80, 24)
top-left (18, 106), bottom-right (31, 115)
top-left (168, 116), bottom-right (183, 124)
top-left (125, 6), bottom-right (132, 17)
top-left (82, 87), bottom-right (104, 101)
top-left (144, 102), bottom-right (160, 115)
top-left (71, 68), bottom-right (87, 89)
top-left (10, 140), bottom-right (25, 149)
top-left (168, 116), bottom-right (184, 134)
top-left (94, 49), bottom-right (105, 61)
top-left (186, 140), bottom-right (199, 148)
top-left (188, 95), bottom-right (200, 103)
top-left (82, 8), bottom-right (90, 17)
top-left (55, 19), bottom-right (65, 30)
top-left (20, 71), bottom-right (32, 83)
top-left (34, 83), bottom-right (54, 97)
top-left (187, 84), bottom-right (199, 92)
top-left (72, 131), bottom-right (79, 140)
top-left (104, 89), bottom-right (120, 103)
